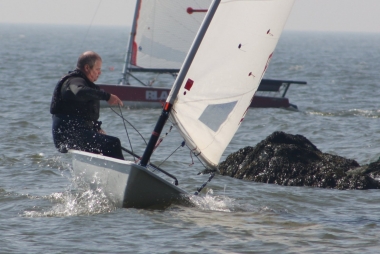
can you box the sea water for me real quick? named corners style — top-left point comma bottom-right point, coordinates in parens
top-left (1, 23), bottom-right (380, 253)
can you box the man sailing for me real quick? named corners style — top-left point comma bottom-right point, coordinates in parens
top-left (50, 51), bottom-right (124, 160)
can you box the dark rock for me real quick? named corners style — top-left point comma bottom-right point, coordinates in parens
top-left (218, 131), bottom-right (380, 190)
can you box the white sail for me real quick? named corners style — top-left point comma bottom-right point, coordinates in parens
top-left (169, 0), bottom-right (295, 168)
top-left (130, 0), bottom-right (212, 71)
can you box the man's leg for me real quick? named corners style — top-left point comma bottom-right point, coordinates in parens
top-left (79, 131), bottom-right (125, 160)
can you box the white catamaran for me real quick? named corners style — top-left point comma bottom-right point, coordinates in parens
top-left (71, 0), bottom-right (295, 209)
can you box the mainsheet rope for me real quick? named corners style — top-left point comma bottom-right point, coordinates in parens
top-left (110, 105), bottom-right (214, 193)
top-left (110, 105), bottom-right (209, 172)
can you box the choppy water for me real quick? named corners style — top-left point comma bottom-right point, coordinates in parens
top-left (1, 23), bottom-right (380, 253)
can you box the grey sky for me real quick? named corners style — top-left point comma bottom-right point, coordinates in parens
top-left (0, 0), bottom-right (379, 33)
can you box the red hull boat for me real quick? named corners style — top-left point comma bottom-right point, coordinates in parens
top-left (99, 78), bottom-right (306, 109)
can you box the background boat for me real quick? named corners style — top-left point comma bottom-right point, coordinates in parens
top-left (98, 0), bottom-right (306, 109)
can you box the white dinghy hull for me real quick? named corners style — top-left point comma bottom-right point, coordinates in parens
top-left (70, 150), bottom-right (188, 209)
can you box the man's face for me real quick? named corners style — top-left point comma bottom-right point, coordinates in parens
top-left (85, 60), bottom-right (102, 82)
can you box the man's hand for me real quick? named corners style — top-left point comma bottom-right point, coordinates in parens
top-left (98, 129), bottom-right (106, 135)
top-left (107, 94), bottom-right (123, 106)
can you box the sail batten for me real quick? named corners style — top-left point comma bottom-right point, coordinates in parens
top-left (169, 0), bottom-right (295, 168)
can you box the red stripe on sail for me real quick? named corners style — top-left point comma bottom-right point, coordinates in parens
top-left (131, 41), bottom-right (138, 66)
top-left (260, 52), bottom-right (273, 80)
top-left (184, 78), bottom-right (194, 91)
top-left (187, 7), bottom-right (207, 14)
top-left (130, 0), bottom-right (142, 66)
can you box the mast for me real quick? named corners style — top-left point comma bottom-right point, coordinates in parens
top-left (140, 0), bottom-right (221, 167)
top-left (166, 0), bottom-right (219, 106)
top-left (119, 0), bottom-right (141, 85)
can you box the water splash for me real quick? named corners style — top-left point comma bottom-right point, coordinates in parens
top-left (188, 189), bottom-right (236, 212)
top-left (186, 185), bottom-right (290, 214)
top-left (24, 189), bottom-right (116, 218)
top-left (23, 172), bottom-right (117, 217)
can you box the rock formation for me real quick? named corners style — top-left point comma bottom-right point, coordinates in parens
top-left (218, 131), bottom-right (380, 190)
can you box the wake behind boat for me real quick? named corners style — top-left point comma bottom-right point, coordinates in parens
top-left (71, 0), bottom-right (295, 209)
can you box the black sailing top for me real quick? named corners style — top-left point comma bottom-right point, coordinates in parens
top-left (50, 69), bottom-right (110, 121)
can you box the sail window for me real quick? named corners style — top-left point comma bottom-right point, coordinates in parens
top-left (198, 101), bottom-right (237, 132)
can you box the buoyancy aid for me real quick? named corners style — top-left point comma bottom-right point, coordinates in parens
top-left (50, 69), bottom-right (110, 121)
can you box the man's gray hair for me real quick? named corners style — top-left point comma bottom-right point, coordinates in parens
top-left (77, 51), bottom-right (102, 71)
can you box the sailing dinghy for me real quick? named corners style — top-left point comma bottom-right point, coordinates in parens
top-left (71, 0), bottom-right (295, 209)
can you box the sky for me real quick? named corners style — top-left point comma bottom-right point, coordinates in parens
top-left (0, 0), bottom-right (379, 33)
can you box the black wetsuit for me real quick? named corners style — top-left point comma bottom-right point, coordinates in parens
top-left (50, 69), bottom-right (124, 160)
